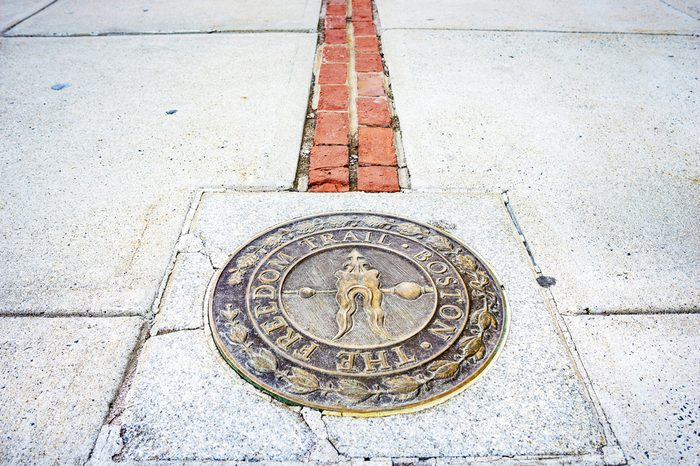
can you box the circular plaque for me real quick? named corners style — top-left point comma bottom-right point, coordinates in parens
top-left (208, 213), bottom-right (509, 416)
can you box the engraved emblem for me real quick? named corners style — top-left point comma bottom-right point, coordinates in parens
top-left (287, 249), bottom-right (434, 342)
top-left (208, 213), bottom-right (509, 415)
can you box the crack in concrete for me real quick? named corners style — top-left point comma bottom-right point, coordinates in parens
top-left (152, 325), bottom-right (205, 337)
top-left (299, 408), bottom-right (342, 462)
top-left (318, 414), bottom-right (341, 457)
top-left (122, 204), bottom-right (156, 277)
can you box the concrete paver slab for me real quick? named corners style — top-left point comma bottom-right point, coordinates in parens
top-left (114, 330), bottom-right (318, 462)
top-left (150, 252), bottom-right (213, 336)
top-left (6, 0), bottom-right (322, 35)
top-left (375, 0), bottom-right (700, 33)
top-left (0, 0), bottom-right (54, 31)
top-left (0, 33), bottom-right (315, 316)
top-left (109, 192), bottom-right (605, 461)
top-left (0, 316), bottom-right (142, 464)
top-left (566, 314), bottom-right (700, 465)
top-left (662, 0), bottom-right (700, 19)
top-left (382, 30), bottom-right (700, 314)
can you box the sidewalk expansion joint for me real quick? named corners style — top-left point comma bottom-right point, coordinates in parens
top-left (561, 307), bottom-right (700, 316)
top-left (658, 0), bottom-right (700, 20)
top-left (501, 191), bottom-right (547, 279)
top-left (93, 317), bottom-right (149, 446)
top-left (501, 191), bottom-right (626, 462)
top-left (1, 0), bottom-right (58, 34)
top-left (294, 0), bottom-right (409, 193)
top-left (3, 29), bottom-right (318, 38)
top-left (383, 26), bottom-right (700, 37)
top-left (0, 311), bottom-right (145, 318)
top-left (87, 189), bottom-right (209, 464)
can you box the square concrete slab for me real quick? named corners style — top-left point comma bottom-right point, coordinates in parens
top-left (0, 33), bottom-right (315, 316)
top-left (375, 0), bottom-right (700, 33)
top-left (381, 30), bottom-right (700, 314)
top-left (6, 0), bottom-right (322, 35)
top-left (105, 192), bottom-right (607, 462)
top-left (0, 0), bottom-right (54, 31)
top-left (0, 316), bottom-right (142, 464)
top-left (566, 314), bottom-right (700, 465)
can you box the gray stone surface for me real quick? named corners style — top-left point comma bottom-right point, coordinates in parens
top-left (566, 314), bottom-right (700, 465)
top-left (382, 30), bottom-right (700, 314)
top-left (0, 0), bottom-right (54, 31)
top-left (150, 252), bottom-right (213, 335)
top-left (0, 316), bottom-right (142, 465)
top-left (112, 191), bottom-right (605, 461)
top-left (113, 329), bottom-right (316, 462)
top-left (375, 0), bottom-right (700, 33)
top-left (662, 0), bottom-right (700, 19)
top-left (0, 33), bottom-right (315, 316)
top-left (6, 0), bottom-right (321, 35)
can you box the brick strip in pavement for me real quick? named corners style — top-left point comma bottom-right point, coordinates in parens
top-left (305, 0), bottom-right (403, 192)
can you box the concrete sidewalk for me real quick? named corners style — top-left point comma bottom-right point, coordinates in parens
top-left (0, 0), bottom-right (698, 464)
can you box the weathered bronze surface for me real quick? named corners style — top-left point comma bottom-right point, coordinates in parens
top-left (208, 213), bottom-right (509, 416)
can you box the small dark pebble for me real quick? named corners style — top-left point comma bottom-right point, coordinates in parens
top-left (536, 275), bottom-right (557, 288)
top-left (51, 83), bottom-right (69, 91)
top-left (165, 109), bottom-right (177, 115)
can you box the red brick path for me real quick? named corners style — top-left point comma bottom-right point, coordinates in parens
top-left (307, 0), bottom-right (401, 193)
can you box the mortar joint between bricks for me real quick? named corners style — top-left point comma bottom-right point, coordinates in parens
top-left (347, 19), bottom-right (360, 190)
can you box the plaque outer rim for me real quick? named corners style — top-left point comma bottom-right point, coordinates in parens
top-left (204, 211), bottom-right (511, 418)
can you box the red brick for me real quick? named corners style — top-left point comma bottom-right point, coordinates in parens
top-left (326, 4), bottom-right (346, 16)
top-left (357, 97), bottom-right (391, 126)
top-left (352, 0), bottom-right (372, 8)
top-left (358, 127), bottom-right (396, 166)
top-left (323, 45), bottom-right (348, 63)
top-left (309, 167), bottom-right (350, 191)
top-left (352, 0), bottom-right (373, 13)
top-left (309, 182), bottom-right (350, 192)
top-left (318, 63), bottom-right (347, 84)
top-left (328, 0), bottom-right (345, 4)
top-left (353, 21), bottom-right (376, 36)
top-left (352, 7), bottom-right (373, 21)
top-left (355, 36), bottom-right (379, 54)
top-left (314, 112), bottom-right (349, 145)
top-left (355, 53), bottom-right (383, 72)
top-left (310, 146), bottom-right (349, 170)
top-left (357, 166), bottom-right (400, 192)
top-left (324, 28), bottom-right (346, 44)
top-left (325, 15), bottom-right (346, 29)
top-left (357, 73), bottom-right (384, 96)
top-left (318, 85), bottom-right (349, 111)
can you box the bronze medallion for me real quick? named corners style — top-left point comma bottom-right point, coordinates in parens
top-left (208, 213), bottom-right (509, 416)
